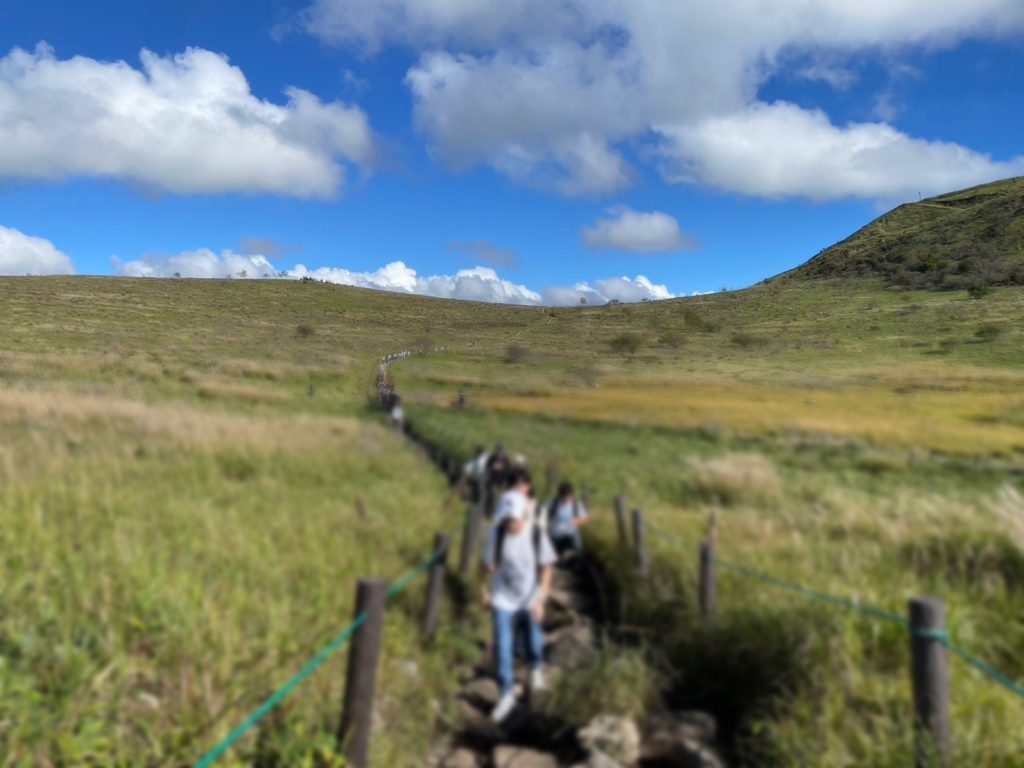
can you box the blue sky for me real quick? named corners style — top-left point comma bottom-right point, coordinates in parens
top-left (1, 0), bottom-right (1022, 303)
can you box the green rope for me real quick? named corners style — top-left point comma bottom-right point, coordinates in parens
top-left (646, 520), bottom-right (906, 624)
top-left (942, 639), bottom-right (1024, 699)
top-left (194, 528), bottom-right (460, 767)
top-left (713, 555), bottom-right (908, 626)
top-left (194, 613), bottom-right (367, 768)
top-left (645, 519), bottom-right (1024, 700)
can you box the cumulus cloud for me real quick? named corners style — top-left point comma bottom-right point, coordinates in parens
top-left (0, 43), bottom-right (376, 198)
top-left (0, 225), bottom-right (75, 275)
top-left (113, 249), bottom-right (279, 278)
top-left (305, 0), bottom-right (1024, 200)
top-left (113, 246), bottom-right (673, 305)
top-left (657, 101), bottom-right (1024, 201)
top-left (541, 275), bottom-right (673, 305)
top-left (448, 239), bottom-right (519, 267)
top-left (582, 207), bottom-right (696, 253)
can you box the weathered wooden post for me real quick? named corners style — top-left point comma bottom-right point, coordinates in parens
top-left (422, 532), bottom-right (451, 641)
top-left (699, 541), bottom-right (716, 620)
top-left (337, 578), bottom-right (388, 767)
top-left (544, 462), bottom-right (559, 499)
top-left (458, 501), bottom-right (484, 577)
top-left (699, 511), bottom-right (717, 621)
top-left (614, 493), bottom-right (629, 549)
top-left (631, 509), bottom-right (648, 577)
top-left (909, 597), bottom-right (951, 768)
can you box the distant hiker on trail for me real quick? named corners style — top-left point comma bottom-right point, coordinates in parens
top-left (483, 445), bottom-right (511, 518)
top-left (481, 467), bottom-right (556, 723)
top-left (458, 390), bottom-right (467, 409)
top-left (390, 396), bottom-right (404, 429)
top-left (543, 481), bottom-right (589, 558)
top-left (462, 445), bottom-right (489, 501)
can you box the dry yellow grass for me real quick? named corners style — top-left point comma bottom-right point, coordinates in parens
top-left (482, 371), bottom-right (1024, 457)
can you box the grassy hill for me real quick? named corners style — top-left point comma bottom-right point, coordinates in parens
top-left (2, 241), bottom-right (1024, 765)
top-left (776, 176), bottom-right (1024, 290)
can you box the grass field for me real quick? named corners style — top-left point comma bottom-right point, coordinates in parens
top-left (2, 275), bottom-right (1023, 766)
top-left (0, 278), bottom-right (480, 766)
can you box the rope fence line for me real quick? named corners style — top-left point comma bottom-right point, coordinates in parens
top-left (193, 527), bottom-right (460, 767)
top-left (642, 518), bottom-right (1024, 702)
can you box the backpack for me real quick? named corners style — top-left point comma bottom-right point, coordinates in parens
top-left (540, 498), bottom-right (581, 532)
top-left (494, 518), bottom-right (544, 569)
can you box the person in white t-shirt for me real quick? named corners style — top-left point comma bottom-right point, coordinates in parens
top-left (481, 467), bottom-right (556, 723)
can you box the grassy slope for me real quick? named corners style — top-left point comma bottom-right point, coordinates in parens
top-left (0, 278), bottom-right (482, 766)
top-left (3, 275), bottom-right (1023, 765)
top-left (777, 176), bottom-right (1024, 289)
top-left (387, 280), bottom-right (1024, 765)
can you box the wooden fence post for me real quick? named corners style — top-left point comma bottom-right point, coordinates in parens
top-left (458, 501), bottom-right (484, 577)
top-left (909, 597), bottom-right (951, 768)
top-left (700, 511), bottom-right (717, 621)
top-left (631, 509), bottom-right (648, 577)
top-left (422, 532), bottom-right (451, 641)
top-left (614, 493), bottom-right (629, 549)
top-left (545, 462), bottom-right (559, 499)
top-left (337, 578), bottom-right (388, 767)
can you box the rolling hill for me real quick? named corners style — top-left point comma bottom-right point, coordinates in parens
top-left (776, 176), bottom-right (1024, 290)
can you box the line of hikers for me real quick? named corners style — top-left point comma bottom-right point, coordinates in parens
top-left (464, 444), bottom-right (589, 723)
top-left (376, 354), bottom-right (407, 427)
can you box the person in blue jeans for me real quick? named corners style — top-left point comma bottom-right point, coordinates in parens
top-left (481, 467), bottom-right (556, 722)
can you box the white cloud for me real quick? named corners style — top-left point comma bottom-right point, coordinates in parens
top-left (306, 0), bottom-right (1024, 199)
top-left (0, 44), bottom-right (375, 198)
top-left (797, 62), bottom-right (859, 90)
top-left (113, 246), bottom-right (673, 305)
top-left (657, 101), bottom-right (1024, 201)
top-left (582, 207), bottom-right (695, 253)
top-left (0, 225), bottom-right (75, 275)
top-left (113, 249), bottom-right (278, 278)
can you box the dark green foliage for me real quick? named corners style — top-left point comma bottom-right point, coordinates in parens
top-left (608, 332), bottom-right (645, 355)
top-left (780, 177), bottom-right (1024, 290)
top-left (504, 343), bottom-right (529, 363)
top-left (975, 324), bottom-right (1005, 343)
top-left (295, 322), bottom-right (315, 338)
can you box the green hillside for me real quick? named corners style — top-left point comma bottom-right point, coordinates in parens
top-left (778, 176), bottom-right (1024, 290)
top-left (2, 211), bottom-right (1024, 767)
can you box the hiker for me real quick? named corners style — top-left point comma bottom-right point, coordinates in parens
top-left (390, 395), bottom-right (404, 429)
top-left (483, 445), bottom-right (511, 517)
top-left (462, 445), bottom-right (489, 501)
top-left (481, 467), bottom-right (556, 722)
top-left (543, 481), bottom-right (589, 557)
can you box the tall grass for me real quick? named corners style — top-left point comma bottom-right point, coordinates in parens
top-left (0, 388), bottom-right (462, 765)
top-left (404, 401), bottom-right (1024, 766)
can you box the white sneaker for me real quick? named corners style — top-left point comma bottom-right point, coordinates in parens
top-left (491, 691), bottom-right (516, 723)
top-left (530, 667), bottom-right (546, 692)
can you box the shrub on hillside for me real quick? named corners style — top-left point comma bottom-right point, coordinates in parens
top-left (974, 323), bottom-right (1004, 343)
top-left (504, 343), bottom-right (529, 363)
top-left (682, 307), bottom-right (707, 330)
top-left (295, 322), bottom-right (315, 338)
top-left (687, 453), bottom-right (782, 505)
top-left (658, 330), bottom-right (687, 348)
top-left (608, 333), bottom-right (645, 355)
top-left (729, 331), bottom-right (763, 348)
top-left (544, 646), bottom-right (655, 725)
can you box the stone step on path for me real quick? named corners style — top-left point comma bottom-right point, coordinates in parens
top-left (439, 556), bottom-right (726, 767)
